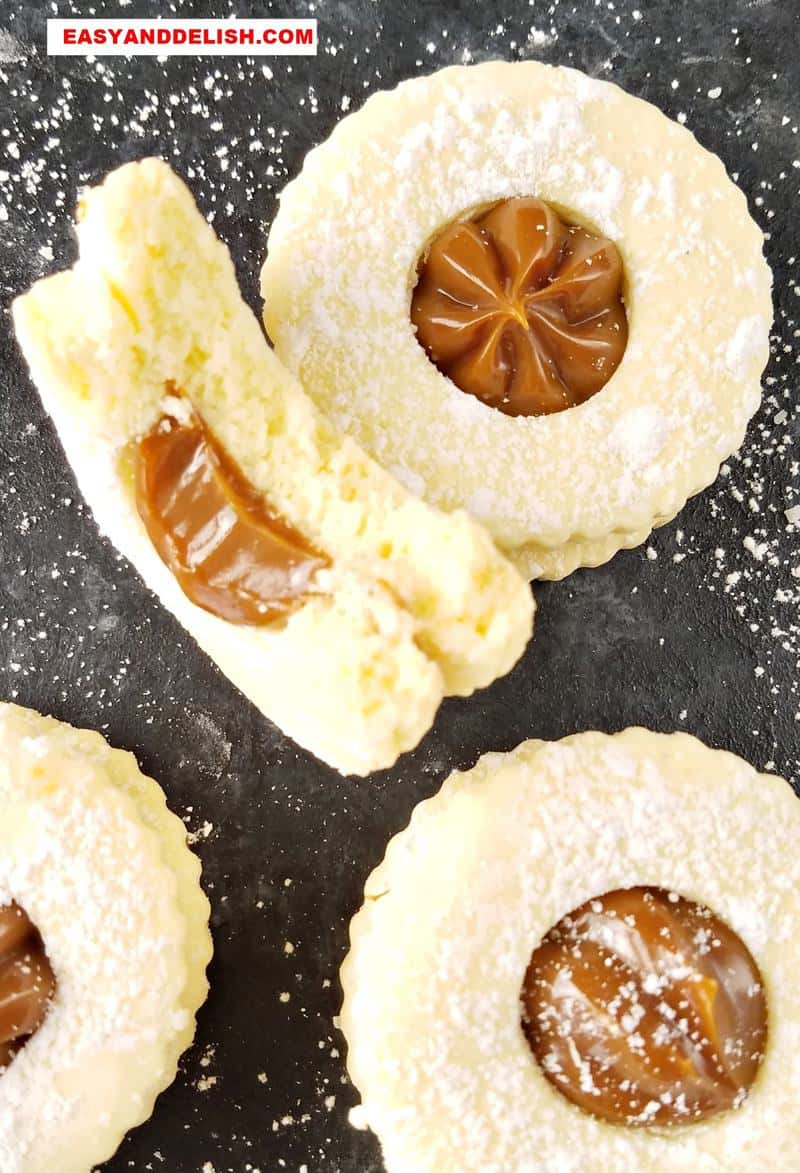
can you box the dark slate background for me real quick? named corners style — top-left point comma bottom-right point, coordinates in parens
top-left (0, 1), bottom-right (798, 1170)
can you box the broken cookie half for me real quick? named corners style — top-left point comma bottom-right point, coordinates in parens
top-left (13, 159), bottom-right (534, 775)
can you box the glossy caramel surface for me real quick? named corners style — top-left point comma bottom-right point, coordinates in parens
top-left (135, 399), bottom-right (328, 626)
top-left (411, 197), bottom-right (628, 416)
top-left (0, 903), bottom-right (55, 1071)
top-left (522, 887), bottom-right (767, 1127)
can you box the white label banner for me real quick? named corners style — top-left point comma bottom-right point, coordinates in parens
top-left (47, 18), bottom-right (317, 57)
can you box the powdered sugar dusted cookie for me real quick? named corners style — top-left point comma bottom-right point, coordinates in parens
top-left (262, 62), bottom-right (772, 580)
top-left (0, 702), bottom-right (212, 1173)
top-left (13, 159), bottom-right (534, 776)
top-left (341, 730), bottom-right (800, 1171)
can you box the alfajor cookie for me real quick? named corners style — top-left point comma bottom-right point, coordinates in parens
top-left (0, 702), bottom-right (211, 1173)
top-left (341, 729), bottom-right (800, 1171)
top-left (262, 62), bottom-right (772, 580)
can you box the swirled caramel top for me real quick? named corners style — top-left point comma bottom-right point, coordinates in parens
top-left (411, 197), bottom-right (628, 416)
top-left (135, 392), bottom-right (328, 625)
top-left (522, 887), bottom-right (767, 1127)
top-left (0, 903), bottom-right (55, 1071)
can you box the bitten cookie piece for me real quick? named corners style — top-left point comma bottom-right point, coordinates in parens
top-left (0, 702), bottom-right (212, 1173)
top-left (13, 159), bottom-right (534, 775)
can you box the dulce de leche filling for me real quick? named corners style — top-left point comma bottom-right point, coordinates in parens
top-left (0, 903), bottom-right (56, 1071)
top-left (411, 197), bottom-right (628, 417)
top-left (522, 887), bottom-right (767, 1127)
top-left (135, 393), bottom-right (328, 625)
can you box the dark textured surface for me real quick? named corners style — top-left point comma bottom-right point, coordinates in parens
top-left (0, 1), bottom-right (798, 1170)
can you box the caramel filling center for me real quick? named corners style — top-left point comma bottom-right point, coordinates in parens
top-left (411, 197), bottom-right (628, 416)
top-left (522, 887), bottom-right (767, 1127)
top-left (0, 903), bottom-right (55, 1071)
top-left (135, 393), bottom-right (328, 626)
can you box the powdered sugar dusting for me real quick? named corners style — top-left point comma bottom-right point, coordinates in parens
top-left (724, 315), bottom-right (770, 373)
top-left (610, 405), bottom-right (672, 469)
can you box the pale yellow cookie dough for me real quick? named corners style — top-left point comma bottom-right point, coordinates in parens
top-left (262, 62), bottom-right (773, 580)
top-left (13, 159), bottom-right (534, 777)
top-left (0, 703), bottom-right (212, 1173)
top-left (340, 730), bottom-right (800, 1171)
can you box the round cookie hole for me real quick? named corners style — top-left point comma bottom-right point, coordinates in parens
top-left (410, 196), bottom-right (629, 418)
top-left (521, 886), bottom-right (767, 1128)
top-left (0, 902), bottom-right (56, 1072)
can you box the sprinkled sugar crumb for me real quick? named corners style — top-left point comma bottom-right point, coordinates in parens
top-left (194, 1045), bottom-right (219, 1094)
